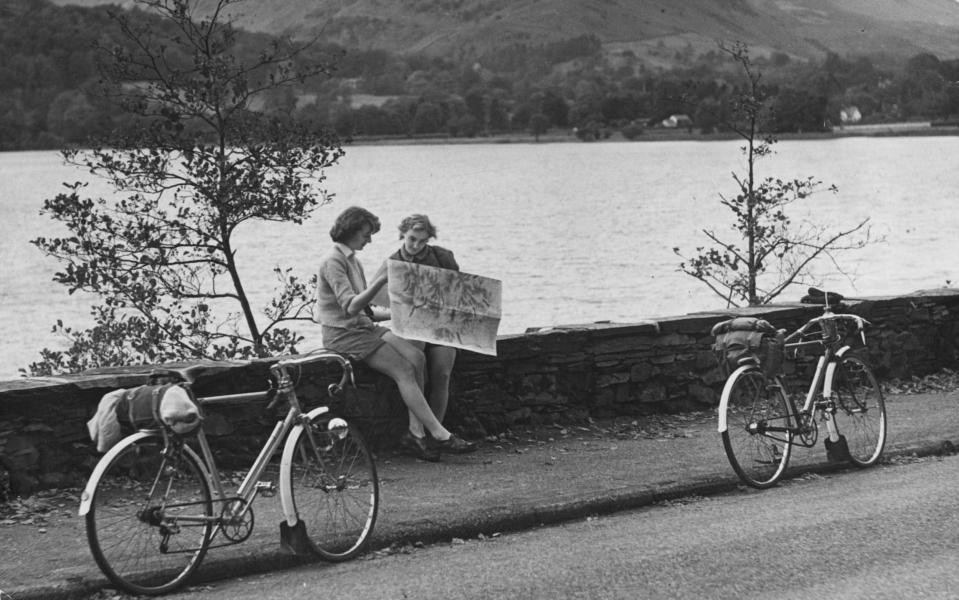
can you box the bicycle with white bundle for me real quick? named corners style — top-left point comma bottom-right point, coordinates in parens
top-left (79, 351), bottom-right (378, 595)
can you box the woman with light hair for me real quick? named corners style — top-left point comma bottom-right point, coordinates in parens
top-left (383, 214), bottom-right (460, 434)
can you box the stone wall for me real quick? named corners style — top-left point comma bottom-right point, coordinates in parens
top-left (2, 289), bottom-right (958, 496)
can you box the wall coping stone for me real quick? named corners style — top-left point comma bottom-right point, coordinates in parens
top-left (3, 288), bottom-right (958, 396)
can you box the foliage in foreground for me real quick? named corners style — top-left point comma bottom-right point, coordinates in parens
top-left (26, 0), bottom-right (342, 375)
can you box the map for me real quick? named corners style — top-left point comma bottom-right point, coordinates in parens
top-left (387, 260), bottom-right (502, 356)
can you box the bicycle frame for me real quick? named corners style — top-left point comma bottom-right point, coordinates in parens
top-left (79, 351), bottom-right (354, 531)
top-left (717, 314), bottom-right (861, 443)
top-left (716, 292), bottom-right (885, 489)
top-left (776, 341), bottom-right (856, 445)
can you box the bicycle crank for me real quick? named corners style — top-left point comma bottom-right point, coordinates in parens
top-left (797, 412), bottom-right (818, 446)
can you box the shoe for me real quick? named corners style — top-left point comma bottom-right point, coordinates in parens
top-left (431, 433), bottom-right (477, 454)
top-left (398, 431), bottom-right (440, 462)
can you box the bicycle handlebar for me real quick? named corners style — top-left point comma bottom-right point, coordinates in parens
top-left (273, 350), bottom-right (355, 390)
top-left (784, 312), bottom-right (870, 345)
top-left (195, 351), bottom-right (355, 410)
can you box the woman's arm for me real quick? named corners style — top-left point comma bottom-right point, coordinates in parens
top-left (344, 273), bottom-right (387, 317)
top-left (320, 254), bottom-right (386, 318)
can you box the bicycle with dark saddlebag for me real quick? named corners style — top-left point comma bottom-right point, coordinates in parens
top-left (713, 288), bottom-right (887, 489)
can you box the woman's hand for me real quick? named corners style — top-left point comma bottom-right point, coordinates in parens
top-left (369, 305), bottom-right (392, 322)
top-left (346, 272), bottom-right (389, 317)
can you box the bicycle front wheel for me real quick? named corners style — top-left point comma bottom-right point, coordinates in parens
top-left (85, 433), bottom-right (213, 596)
top-left (284, 415), bottom-right (379, 561)
top-left (831, 355), bottom-right (886, 467)
top-left (721, 368), bottom-right (794, 488)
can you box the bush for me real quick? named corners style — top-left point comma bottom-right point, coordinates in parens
top-left (621, 122), bottom-right (645, 140)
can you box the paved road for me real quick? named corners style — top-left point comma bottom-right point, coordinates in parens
top-left (149, 453), bottom-right (959, 600)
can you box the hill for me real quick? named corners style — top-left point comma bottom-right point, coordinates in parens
top-left (54, 0), bottom-right (959, 66)
top-left (9, 0), bottom-right (959, 149)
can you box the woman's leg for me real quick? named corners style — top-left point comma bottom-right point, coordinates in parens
top-left (364, 335), bottom-right (450, 440)
top-left (379, 333), bottom-right (429, 435)
top-left (381, 332), bottom-right (426, 389)
top-left (426, 345), bottom-right (457, 423)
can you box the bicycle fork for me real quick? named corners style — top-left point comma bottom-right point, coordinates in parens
top-left (820, 356), bottom-right (854, 462)
top-left (805, 354), bottom-right (843, 446)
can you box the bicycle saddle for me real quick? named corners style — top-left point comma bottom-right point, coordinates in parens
top-left (801, 287), bottom-right (845, 306)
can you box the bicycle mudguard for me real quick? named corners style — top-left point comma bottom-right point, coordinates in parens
top-left (278, 405), bottom-right (331, 526)
top-left (822, 345), bottom-right (853, 399)
top-left (79, 432), bottom-right (209, 517)
top-left (717, 365), bottom-right (768, 433)
top-left (79, 430), bottom-right (156, 516)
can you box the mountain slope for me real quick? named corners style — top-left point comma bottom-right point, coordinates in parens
top-left (54, 0), bottom-right (959, 64)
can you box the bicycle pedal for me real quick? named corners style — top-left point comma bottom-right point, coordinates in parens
top-left (255, 480), bottom-right (276, 497)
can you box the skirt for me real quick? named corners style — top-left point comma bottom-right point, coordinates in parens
top-left (321, 324), bottom-right (389, 360)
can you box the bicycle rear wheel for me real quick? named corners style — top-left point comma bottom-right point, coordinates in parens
top-left (85, 433), bottom-right (213, 595)
top-left (831, 355), bottom-right (886, 467)
top-left (285, 415), bottom-right (379, 561)
top-left (721, 368), bottom-right (794, 488)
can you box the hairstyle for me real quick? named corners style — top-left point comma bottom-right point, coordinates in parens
top-left (397, 213), bottom-right (437, 239)
top-left (330, 206), bottom-right (381, 243)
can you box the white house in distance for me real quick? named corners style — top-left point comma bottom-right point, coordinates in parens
top-left (661, 114), bottom-right (693, 128)
top-left (840, 106), bottom-right (862, 124)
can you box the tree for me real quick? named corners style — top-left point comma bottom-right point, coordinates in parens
top-left (674, 42), bottom-right (874, 307)
top-left (45, 89), bottom-right (102, 142)
top-left (27, 0), bottom-right (343, 375)
top-left (769, 87), bottom-right (827, 133)
top-left (543, 92), bottom-right (570, 127)
top-left (411, 101), bottom-right (445, 134)
top-left (528, 112), bottom-right (549, 141)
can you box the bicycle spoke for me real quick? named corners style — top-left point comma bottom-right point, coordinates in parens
top-left (832, 356), bottom-right (886, 467)
top-left (721, 369), bottom-right (793, 488)
top-left (86, 435), bottom-right (213, 595)
top-left (286, 418), bottom-right (379, 561)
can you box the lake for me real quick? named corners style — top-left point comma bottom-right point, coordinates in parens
top-left (2, 136), bottom-right (957, 377)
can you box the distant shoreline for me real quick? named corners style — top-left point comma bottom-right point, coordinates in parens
top-left (3, 123), bottom-right (957, 154)
top-left (347, 122), bottom-right (959, 147)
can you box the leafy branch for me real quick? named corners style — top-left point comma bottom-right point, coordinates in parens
top-left (26, 0), bottom-right (342, 375)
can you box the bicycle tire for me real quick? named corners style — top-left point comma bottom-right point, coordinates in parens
top-left (85, 433), bottom-right (213, 595)
top-left (831, 355), bottom-right (887, 467)
top-left (283, 415), bottom-right (379, 561)
top-left (721, 367), bottom-right (794, 488)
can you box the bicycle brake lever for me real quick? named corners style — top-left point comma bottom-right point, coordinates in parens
top-left (265, 388), bottom-right (280, 411)
top-left (844, 314), bottom-right (869, 345)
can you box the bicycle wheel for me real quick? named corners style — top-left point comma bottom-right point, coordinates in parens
top-left (285, 415), bottom-right (379, 561)
top-left (86, 433), bottom-right (213, 595)
top-left (721, 368), bottom-right (794, 488)
top-left (831, 355), bottom-right (886, 467)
